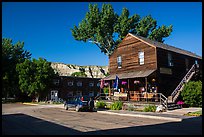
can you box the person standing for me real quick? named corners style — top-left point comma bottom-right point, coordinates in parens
top-left (88, 97), bottom-right (94, 112)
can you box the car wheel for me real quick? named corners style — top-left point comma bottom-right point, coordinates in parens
top-left (65, 104), bottom-right (68, 110)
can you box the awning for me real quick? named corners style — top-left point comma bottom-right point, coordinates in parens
top-left (103, 69), bottom-right (156, 80)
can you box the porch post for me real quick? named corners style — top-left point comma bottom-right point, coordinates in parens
top-left (109, 81), bottom-right (111, 97)
top-left (145, 77), bottom-right (148, 92)
top-left (128, 79), bottom-right (130, 101)
top-left (128, 79), bottom-right (130, 90)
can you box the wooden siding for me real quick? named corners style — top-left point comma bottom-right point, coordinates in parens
top-left (109, 35), bottom-right (157, 74)
top-left (156, 48), bottom-right (202, 96)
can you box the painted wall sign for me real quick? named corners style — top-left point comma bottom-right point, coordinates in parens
top-left (160, 67), bottom-right (172, 75)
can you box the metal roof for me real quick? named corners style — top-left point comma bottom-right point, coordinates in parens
top-left (129, 33), bottom-right (202, 59)
top-left (103, 69), bottom-right (156, 80)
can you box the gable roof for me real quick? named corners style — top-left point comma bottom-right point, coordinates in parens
top-left (128, 33), bottom-right (202, 59)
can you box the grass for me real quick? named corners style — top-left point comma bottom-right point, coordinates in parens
top-left (184, 110), bottom-right (202, 116)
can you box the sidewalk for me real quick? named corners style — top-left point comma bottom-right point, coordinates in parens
top-left (97, 107), bottom-right (202, 122)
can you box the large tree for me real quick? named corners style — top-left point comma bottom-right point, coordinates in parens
top-left (2, 38), bottom-right (31, 99)
top-left (16, 58), bottom-right (57, 101)
top-left (71, 4), bottom-right (173, 56)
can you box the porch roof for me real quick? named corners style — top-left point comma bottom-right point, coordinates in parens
top-left (103, 69), bottom-right (156, 80)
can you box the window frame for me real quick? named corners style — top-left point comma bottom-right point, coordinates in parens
top-left (117, 56), bottom-right (122, 68)
top-left (68, 81), bottom-right (74, 86)
top-left (89, 82), bottom-right (94, 87)
top-left (167, 52), bottom-right (174, 67)
top-left (77, 81), bottom-right (83, 87)
top-left (138, 51), bottom-right (144, 65)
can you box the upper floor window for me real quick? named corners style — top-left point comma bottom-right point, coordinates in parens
top-left (77, 81), bottom-right (82, 87)
top-left (89, 82), bottom-right (94, 87)
top-left (138, 51), bottom-right (144, 65)
top-left (185, 58), bottom-right (189, 71)
top-left (195, 60), bottom-right (198, 64)
top-left (53, 79), bottom-right (59, 85)
top-left (68, 81), bottom-right (73, 86)
top-left (168, 52), bottom-right (173, 66)
top-left (117, 56), bottom-right (122, 68)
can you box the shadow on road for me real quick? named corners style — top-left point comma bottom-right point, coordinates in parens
top-left (2, 113), bottom-right (202, 135)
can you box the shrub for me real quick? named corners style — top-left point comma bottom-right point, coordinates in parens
top-left (181, 81), bottom-right (202, 107)
top-left (184, 110), bottom-right (202, 117)
top-left (143, 105), bottom-right (156, 112)
top-left (96, 101), bottom-right (106, 108)
top-left (103, 87), bottom-right (109, 95)
top-left (110, 101), bottom-right (123, 110)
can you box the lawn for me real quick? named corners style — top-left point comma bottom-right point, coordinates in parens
top-left (184, 110), bottom-right (202, 116)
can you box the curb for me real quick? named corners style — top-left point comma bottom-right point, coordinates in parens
top-left (22, 103), bottom-right (39, 106)
top-left (97, 111), bottom-right (182, 122)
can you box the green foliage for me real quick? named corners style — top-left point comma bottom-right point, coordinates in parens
top-left (143, 105), bottom-right (156, 112)
top-left (103, 87), bottom-right (109, 95)
top-left (96, 101), bottom-right (107, 108)
top-left (184, 110), bottom-right (202, 117)
top-left (110, 101), bottom-right (123, 110)
top-left (181, 81), bottom-right (202, 107)
top-left (71, 71), bottom-right (87, 77)
top-left (71, 4), bottom-right (173, 56)
top-left (16, 58), bottom-right (57, 101)
top-left (2, 38), bottom-right (31, 99)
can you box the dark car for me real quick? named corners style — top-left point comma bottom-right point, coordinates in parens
top-left (64, 96), bottom-right (89, 112)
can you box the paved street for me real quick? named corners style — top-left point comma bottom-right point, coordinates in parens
top-left (2, 103), bottom-right (202, 135)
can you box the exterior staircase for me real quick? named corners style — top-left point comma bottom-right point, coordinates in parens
top-left (166, 64), bottom-right (196, 110)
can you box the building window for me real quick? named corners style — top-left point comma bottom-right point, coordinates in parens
top-left (89, 91), bottom-right (94, 97)
top-left (89, 82), bottom-right (94, 87)
top-left (53, 79), bottom-right (59, 85)
top-left (138, 51), bottom-right (144, 65)
top-left (77, 81), bottom-right (82, 87)
top-left (117, 56), bottom-right (122, 68)
top-left (67, 91), bottom-right (73, 97)
top-left (195, 60), bottom-right (198, 64)
top-left (185, 58), bottom-right (189, 71)
top-left (76, 91), bottom-right (82, 96)
top-left (97, 82), bottom-right (100, 87)
top-left (68, 81), bottom-right (73, 86)
top-left (168, 52), bottom-right (173, 66)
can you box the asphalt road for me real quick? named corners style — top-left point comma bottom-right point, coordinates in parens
top-left (2, 103), bottom-right (202, 135)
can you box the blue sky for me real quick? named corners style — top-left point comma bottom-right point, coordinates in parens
top-left (2, 2), bottom-right (202, 66)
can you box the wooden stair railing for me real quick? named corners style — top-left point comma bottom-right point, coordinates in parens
top-left (168, 64), bottom-right (196, 103)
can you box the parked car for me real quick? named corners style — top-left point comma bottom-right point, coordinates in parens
top-left (64, 96), bottom-right (89, 112)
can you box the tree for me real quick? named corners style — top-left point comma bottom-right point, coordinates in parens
top-left (71, 4), bottom-right (173, 56)
top-left (16, 58), bottom-right (57, 101)
top-left (181, 81), bottom-right (202, 107)
top-left (71, 71), bottom-right (87, 77)
top-left (2, 38), bottom-right (31, 99)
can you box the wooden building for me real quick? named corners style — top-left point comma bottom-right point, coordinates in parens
top-left (49, 76), bottom-right (101, 101)
top-left (103, 33), bottom-right (202, 102)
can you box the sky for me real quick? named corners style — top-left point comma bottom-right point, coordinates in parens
top-left (2, 2), bottom-right (202, 66)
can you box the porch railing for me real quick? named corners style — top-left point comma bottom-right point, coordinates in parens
top-left (97, 92), bottom-right (168, 110)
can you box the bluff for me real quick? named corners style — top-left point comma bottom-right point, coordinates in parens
top-left (51, 62), bottom-right (109, 78)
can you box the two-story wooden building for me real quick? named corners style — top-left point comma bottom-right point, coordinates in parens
top-left (49, 76), bottom-right (101, 101)
top-left (103, 33), bottom-right (202, 102)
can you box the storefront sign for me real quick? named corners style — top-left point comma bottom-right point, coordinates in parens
top-left (114, 92), bottom-right (127, 97)
top-left (160, 67), bottom-right (172, 75)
